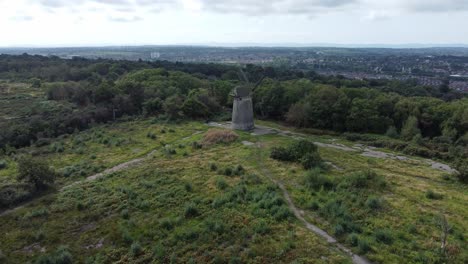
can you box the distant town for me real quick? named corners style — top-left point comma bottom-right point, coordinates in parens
top-left (1, 46), bottom-right (467, 93)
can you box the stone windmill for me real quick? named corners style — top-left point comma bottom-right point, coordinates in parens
top-left (231, 69), bottom-right (263, 131)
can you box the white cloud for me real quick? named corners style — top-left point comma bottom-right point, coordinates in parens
top-left (1, 0), bottom-right (467, 46)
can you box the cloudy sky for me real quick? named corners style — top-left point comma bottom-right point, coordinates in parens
top-left (1, 0), bottom-right (468, 47)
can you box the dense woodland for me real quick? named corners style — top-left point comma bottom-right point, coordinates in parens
top-left (0, 54), bottom-right (466, 166)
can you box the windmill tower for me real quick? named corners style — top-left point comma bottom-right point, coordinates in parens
top-left (231, 69), bottom-right (263, 131)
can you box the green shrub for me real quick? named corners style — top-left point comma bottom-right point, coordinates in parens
top-left (17, 157), bottom-right (56, 190)
top-left (121, 209), bottom-right (130, 219)
top-left (304, 168), bottom-right (334, 191)
top-left (233, 165), bottom-right (244, 176)
top-left (35, 138), bottom-right (51, 147)
top-left (365, 196), bottom-right (382, 210)
top-left (146, 132), bottom-right (157, 140)
top-left (152, 243), bottom-right (165, 260)
top-left (271, 140), bottom-right (321, 169)
top-left (164, 145), bottom-right (177, 156)
top-left (334, 224), bottom-right (346, 236)
top-left (216, 177), bottom-right (228, 190)
top-left (307, 200), bottom-right (319, 211)
top-left (184, 203), bottom-right (199, 218)
top-left (425, 190), bottom-right (443, 200)
top-left (273, 206), bottom-right (292, 221)
top-left (223, 167), bottom-right (233, 176)
top-left (137, 200), bottom-right (150, 211)
top-left (301, 152), bottom-right (322, 169)
top-left (346, 233), bottom-right (360, 247)
top-left (375, 229), bottom-right (394, 245)
top-left (184, 182), bottom-right (193, 192)
top-left (253, 220), bottom-right (270, 235)
top-left (50, 142), bottom-right (65, 153)
top-left (0, 160), bottom-right (7, 170)
top-left (340, 170), bottom-right (386, 190)
top-left (24, 208), bottom-right (49, 219)
top-left (204, 219), bottom-right (225, 234)
top-left (160, 218), bottom-right (174, 230)
top-left (34, 229), bottom-right (46, 241)
top-left (209, 163), bottom-right (217, 171)
top-left (121, 228), bottom-right (133, 244)
top-left (357, 238), bottom-right (371, 254)
top-left (0, 184), bottom-right (34, 209)
top-left (192, 141), bottom-right (202, 149)
top-left (270, 147), bottom-right (292, 161)
top-left (35, 246), bottom-right (73, 264)
top-left (454, 159), bottom-right (468, 183)
top-left (402, 144), bottom-right (435, 158)
top-left (130, 241), bottom-right (142, 257)
top-left (228, 257), bottom-right (241, 264)
top-left (385, 126), bottom-right (399, 139)
top-left (242, 174), bottom-right (262, 185)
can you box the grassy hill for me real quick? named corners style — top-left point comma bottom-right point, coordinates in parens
top-left (1, 119), bottom-right (466, 263)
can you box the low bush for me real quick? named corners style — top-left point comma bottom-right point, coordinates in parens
top-left (35, 138), bottom-right (51, 147)
top-left (216, 177), bottom-right (228, 190)
top-left (375, 229), bottom-right (394, 245)
top-left (454, 159), bottom-right (468, 183)
top-left (385, 126), bottom-right (399, 139)
top-left (160, 218), bottom-right (175, 230)
top-left (35, 245), bottom-right (72, 264)
top-left (346, 233), bottom-right (360, 247)
top-left (233, 165), bottom-right (244, 176)
top-left (209, 162), bottom-right (217, 171)
top-left (146, 132), bottom-right (157, 140)
top-left (253, 220), bottom-right (270, 235)
top-left (304, 168), bottom-right (334, 191)
top-left (223, 167), bottom-right (233, 176)
top-left (152, 243), bottom-right (165, 260)
top-left (403, 144), bottom-right (436, 159)
top-left (204, 218), bottom-right (225, 234)
top-left (357, 238), bottom-right (371, 254)
top-left (191, 141), bottom-right (202, 149)
top-left (242, 174), bottom-right (262, 185)
top-left (130, 241), bottom-right (142, 257)
top-left (365, 196), bottom-right (382, 210)
top-left (17, 157), bottom-right (56, 190)
top-left (0, 184), bottom-right (34, 209)
top-left (339, 170), bottom-right (386, 190)
top-left (50, 142), bottom-right (65, 153)
top-left (301, 152), bottom-right (323, 169)
top-left (425, 190), bottom-right (443, 200)
top-left (273, 206), bottom-right (292, 221)
top-left (121, 209), bottom-right (130, 219)
top-left (0, 159), bottom-right (7, 169)
top-left (184, 203), bottom-right (199, 218)
top-left (270, 140), bottom-right (322, 169)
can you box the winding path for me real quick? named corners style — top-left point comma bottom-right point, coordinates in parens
top-left (0, 150), bottom-right (159, 217)
top-left (255, 143), bottom-right (372, 264)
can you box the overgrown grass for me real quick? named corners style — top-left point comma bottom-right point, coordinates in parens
top-left (0, 121), bottom-right (350, 263)
top-left (0, 120), bottom-right (466, 263)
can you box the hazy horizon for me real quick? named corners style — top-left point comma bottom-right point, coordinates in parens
top-left (2, 43), bottom-right (468, 49)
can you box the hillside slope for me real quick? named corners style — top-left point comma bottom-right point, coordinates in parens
top-left (1, 120), bottom-right (466, 263)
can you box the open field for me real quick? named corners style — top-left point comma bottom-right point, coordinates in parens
top-left (1, 120), bottom-right (466, 263)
